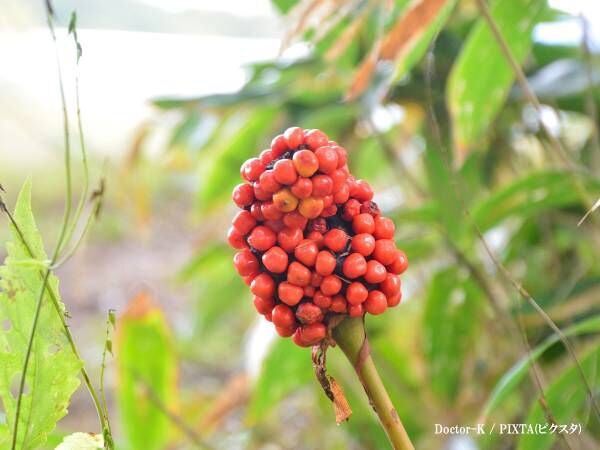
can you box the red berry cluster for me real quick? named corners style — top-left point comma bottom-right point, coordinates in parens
top-left (229, 127), bottom-right (408, 347)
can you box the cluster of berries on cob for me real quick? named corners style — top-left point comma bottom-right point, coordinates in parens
top-left (229, 127), bottom-right (408, 347)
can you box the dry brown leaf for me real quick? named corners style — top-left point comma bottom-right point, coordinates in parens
top-left (346, 0), bottom-right (449, 100)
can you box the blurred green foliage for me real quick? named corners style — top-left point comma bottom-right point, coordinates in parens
top-left (145, 0), bottom-right (600, 448)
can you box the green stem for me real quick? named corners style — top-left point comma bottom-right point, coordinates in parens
top-left (333, 317), bottom-right (414, 450)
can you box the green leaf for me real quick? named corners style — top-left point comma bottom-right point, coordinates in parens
top-left (517, 343), bottom-right (600, 450)
top-left (197, 107), bottom-right (280, 213)
top-left (0, 181), bottom-right (82, 450)
top-left (423, 268), bottom-right (483, 402)
top-left (116, 293), bottom-right (178, 450)
top-left (447, 0), bottom-right (545, 156)
top-left (247, 338), bottom-right (313, 422)
top-left (482, 314), bottom-right (600, 418)
top-left (471, 170), bottom-right (600, 231)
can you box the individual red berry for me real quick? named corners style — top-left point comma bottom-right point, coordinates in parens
top-left (277, 226), bottom-right (303, 252)
top-left (374, 216), bottom-right (395, 239)
top-left (373, 239), bottom-right (397, 265)
top-left (272, 304), bottom-right (296, 328)
top-left (276, 326), bottom-right (296, 337)
top-left (307, 231), bottom-right (324, 248)
top-left (322, 205), bottom-right (337, 217)
top-left (351, 179), bottom-right (374, 201)
top-left (247, 226), bottom-right (276, 251)
top-left (308, 217), bottom-right (327, 233)
top-left (312, 174), bottom-right (333, 197)
top-left (294, 239), bottom-right (319, 267)
top-left (262, 246), bottom-right (289, 273)
top-left (380, 273), bottom-right (401, 298)
top-left (365, 290), bottom-right (387, 315)
top-left (314, 146), bottom-right (339, 174)
top-left (348, 303), bottom-right (364, 317)
top-left (323, 228), bottom-right (348, 253)
top-left (253, 296), bottom-right (274, 315)
top-left (330, 295), bottom-right (347, 313)
top-left (346, 282), bottom-right (368, 305)
top-left (232, 183), bottom-right (254, 207)
top-left (387, 250), bottom-right (409, 274)
top-left (287, 261), bottom-right (311, 287)
top-left (241, 158), bottom-right (265, 182)
top-left (300, 322), bottom-right (326, 345)
top-left (313, 291), bottom-right (332, 308)
top-left (352, 213), bottom-right (375, 234)
top-left (250, 202), bottom-right (264, 221)
top-left (322, 195), bottom-right (334, 208)
top-left (250, 273), bottom-right (275, 299)
top-left (278, 281), bottom-right (304, 306)
top-left (292, 328), bottom-right (311, 347)
top-left (284, 126), bottom-right (304, 149)
top-left (304, 285), bottom-right (315, 298)
top-left (259, 149), bottom-right (274, 165)
top-left (333, 183), bottom-right (350, 204)
top-left (296, 302), bottom-right (324, 324)
top-left (342, 253), bottom-right (367, 279)
top-left (330, 170), bottom-right (348, 195)
top-left (261, 201), bottom-right (284, 221)
top-left (310, 272), bottom-right (323, 287)
top-left (293, 150), bottom-right (319, 177)
top-left (315, 250), bottom-right (336, 276)
top-left (351, 233), bottom-right (375, 256)
top-left (232, 210), bottom-right (256, 235)
top-left (304, 129), bottom-right (328, 149)
top-left (242, 274), bottom-right (256, 286)
top-left (387, 291), bottom-right (402, 307)
top-left (298, 197), bottom-right (324, 219)
top-left (342, 199), bottom-right (361, 221)
top-left (283, 210), bottom-right (308, 229)
top-left (273, 159), bottom-right (298, 185)
top-left (258, 170), bottom-right (282, 194)
top-left (291, 177), bottom-right (313, 199)
top-left (264, 219), bottom-right (285, 233)
top-left (253, 182), bottom-right (271, 201)
top-left (271, 134), bottom-right (288, 157)
top-left (233, 249), bottom-right (259, 276)
top-left (360, 201), bottom-right (380, 216)
top-left (320, 275), bottom-right (342, 296)
top-left (334, 146), bottom-right (347, 167)
top-left (364, 260), bottom-right (387, 284)
top-left (273, 188), bottom-right (299, 212)
top-left (227, 227), bottom-right (247, 249)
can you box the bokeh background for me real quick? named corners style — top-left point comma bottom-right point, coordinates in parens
top-left (1, 0), bottom-right (600, 449)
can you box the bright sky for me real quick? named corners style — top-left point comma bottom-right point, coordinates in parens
top-left (137, 0), bottom-right (276, 16)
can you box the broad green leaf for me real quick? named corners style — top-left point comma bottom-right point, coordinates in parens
top-left (271, 0), bottom-right (297, 14)
top-left (116, 293), bottom-right (178, 450)
top-left (517, 344), bottom-right (600, 450)
top-left (471, 171), bottom-right (600, 231)
top-left (0, 181), bottom-right (82, 450)
top-left (423, 268), bottom-right (483, 402)
top-left (197, 107), bottom-right (280, 213)
top-left (482, 314), bottom-right (600, 418)
top-left (247, 338), bottom-right (313, 422)
top-left (447, 0), bottom-right (546, 157)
